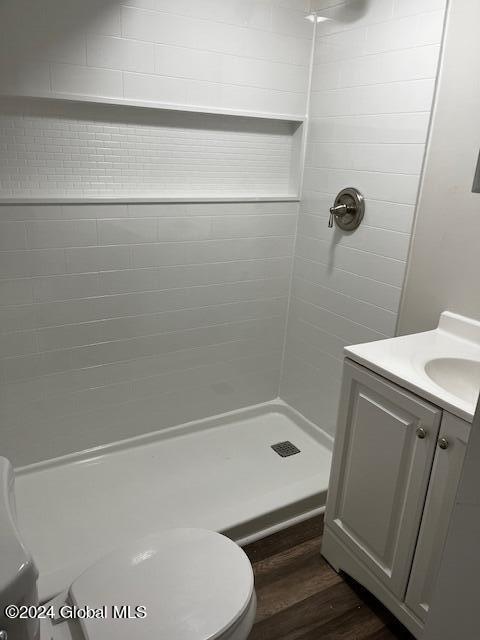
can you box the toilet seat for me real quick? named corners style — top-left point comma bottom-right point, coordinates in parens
top-left (62, 528), bottom-right (255, 640)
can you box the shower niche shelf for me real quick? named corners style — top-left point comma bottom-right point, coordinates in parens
top-left (0, 94), bottom-right (306, 202)
top-left (12, 91), bottom-right (306, 124)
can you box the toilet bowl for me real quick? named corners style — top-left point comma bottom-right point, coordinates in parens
top-left (0, 457), bottom-right (256, 640)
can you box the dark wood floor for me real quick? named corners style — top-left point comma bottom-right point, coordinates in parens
top-left (243, 516), bottom-right (414, 640)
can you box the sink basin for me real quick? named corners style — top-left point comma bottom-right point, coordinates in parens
top-left (345, 312), bottom-right (480, 422)
top-left (425, 358), bottom-right (480, 406)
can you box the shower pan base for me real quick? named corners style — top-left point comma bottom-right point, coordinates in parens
top-left (14, 400), bottom-right (332, 602)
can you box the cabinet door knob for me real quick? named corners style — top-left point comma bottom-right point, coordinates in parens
top-left (438, 437), bottom-right (449, 450)
top-left (416, 426), bottom-right (427, 439)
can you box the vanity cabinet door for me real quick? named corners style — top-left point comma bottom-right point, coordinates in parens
top-left (324, 360), bottom-right (442, 599)
top-left (405, 413), bottom-right (470, 622)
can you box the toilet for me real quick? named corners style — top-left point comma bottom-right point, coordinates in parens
top-left (0, 457), bottom-right (257, 640)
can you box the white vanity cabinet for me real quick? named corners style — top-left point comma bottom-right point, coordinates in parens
top-left (322, 359), bottom-right (470, 638)
top-left (404, 411), bottom-right (470, 622)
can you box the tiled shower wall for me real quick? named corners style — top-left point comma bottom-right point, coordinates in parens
top-left (0, 0), bottom-right (449, 465)
top-left (0, 0), bottom-right (311, 466)
top-left (0, 201), bottom-right (296, 466)
top-left (0, 99), bottom-right (298, 198)
top-left (279, 0), bottom-right (447, 435)
top-left (0, 0), bottom-right (311, 116)
top-left (0, 0), bottom-right (312, 199)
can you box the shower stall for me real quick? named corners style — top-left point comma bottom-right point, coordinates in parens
top-left (0, 0), bottom-right (447, 603)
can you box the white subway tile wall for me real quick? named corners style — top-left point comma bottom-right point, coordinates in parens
top-left (0, 201), bottom-right (296, 465)
top-left (0, 0), bottom-right (449, 465)
top-left (0, 0), bottom-right (312, 117)
top-left (0, 98), bottom-right (299, 198)
top-left (279, 0), bottom-right (447, 435)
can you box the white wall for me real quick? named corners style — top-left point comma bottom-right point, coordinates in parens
top-left (279, 0), bottom-right (447, 435)
top-left (398, 0), bottom-right (480, 335)
top-left (402, 6), bottom-right (480, 628)
top-left (0, 201), bottom-right (296, 466)
top-left (0, 0), bottom-right (312, 117)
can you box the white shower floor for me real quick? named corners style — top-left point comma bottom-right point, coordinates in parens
top-left (14, 400), bottom-right (332, 602)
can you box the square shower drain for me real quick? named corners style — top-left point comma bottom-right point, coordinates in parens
top-left (271, 441), bottom-right (301, 458)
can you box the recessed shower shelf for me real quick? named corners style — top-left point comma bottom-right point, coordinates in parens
top-left (2, 91), bottom-right (306, 124)
top-left (0, 194), bottom-right (300, 204)
top-left (0, 94), bottom-right (306, 201)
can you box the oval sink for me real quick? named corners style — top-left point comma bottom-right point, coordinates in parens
top-left (425, 358), bottom-right (480, 406)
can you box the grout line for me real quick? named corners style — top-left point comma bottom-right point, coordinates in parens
top-left (45, 350), bottom-right (284, 399)
top-left (304, 164), bottom-right (421, 178)
top-left (300, 189), bottom-right (419, 211)
top-left (296, 231), bottom-right (407, 264)
top-left (294, 274), bottom-right (398, 317)
top-left (5, 345), bottom-right (284, 404)
top-left (91, 34), bottom-right (310, 70)
top-left (1, 234), bottom-right (295, 253)
top-left (27, 274), bottom-right (290, 302)
top-left (302, 184), bottom-right (416, 207)
top-left (287, 336), bottom-right (344, 368)
top-left (23, 256), bottom-right (293, 280)
top-left (303, 217), bottom-right (412, 236)
top-left (300, 211), bottom-right (412, 236)
top-left (117, 66), bottom-right (307, 97)
top-left (291, 293), bottom-right (390, 339)
top-left (307, 140), bottom-right (426, 146)
top-left (308, 110), bottom-right (430, 119)
top-left (69, 60), bottom-right (308, 97)
top-left (293, 266), bottom-right (400, 314)
top-left (314, 7), bottom-right (445, 42)
top-left (311, 74), bottom-right (438, 94)
top-left (4, 313), bottom-right (286, 360)
top-left (2, 334), bottom-right (284, 385)
top-left (294, 238), bottom-right (405, 272)
top-left (28, 272), bottom-right (291, 297)
top-left (0, 295), bottom-right (288, 334)
top-left (292, 313), bottom-right (349, 345)
top-left (37, 296), bottom-right (288, 333)
top-left (314, 41), bottom-right (442, 65)
top-left (310, 76), bottom-right (436, 95)
top-left (119, 3), bottom-right (314, 44)
top-left (2, 276), bottom-right (289, 306)
top-left (294, 254), bottom-right (402, 290)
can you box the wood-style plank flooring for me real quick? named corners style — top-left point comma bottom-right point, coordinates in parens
top-left (244, 516), bottom-right (415, 640)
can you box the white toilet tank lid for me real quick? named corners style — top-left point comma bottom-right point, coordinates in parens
top-left (68, 528), bottom-right (254, 640)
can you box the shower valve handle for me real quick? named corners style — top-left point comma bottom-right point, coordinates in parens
top-left (328, 188), bottom-right (365, 231)
top-left (328, 204), bottom-right (348, 227)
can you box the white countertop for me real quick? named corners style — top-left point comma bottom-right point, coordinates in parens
top-left (345, 312), bottom-right (480, 423)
